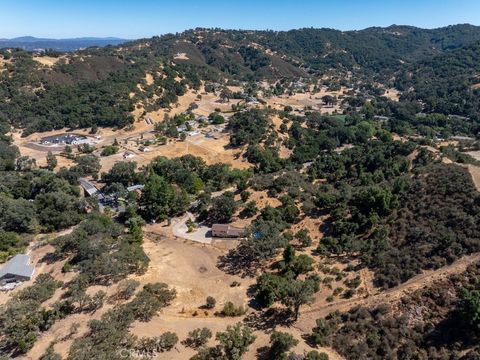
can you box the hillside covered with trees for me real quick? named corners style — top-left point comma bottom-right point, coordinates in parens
top-left (2, 24), bottom-right (480, 134)
top-left (1, 23), bottom-right (480, 360)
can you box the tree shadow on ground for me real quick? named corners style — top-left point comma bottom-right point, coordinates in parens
top-left (246, 283), bottom-right (265, 311)
top-left (256, 346), bottom-right (270, 360)
top-left (301, 332), bottom-right (318, 348)
top-left (243, 307), bottom-right (296, 331)
top-left (40, 251), bottom-right (63, 265)
top-left (217, 248), bottom-right (259, 278)
top-left (423, 309), bottom-right (478, 351)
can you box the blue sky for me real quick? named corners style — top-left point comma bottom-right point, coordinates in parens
top-left (1, 0), bottom-right (480, 39)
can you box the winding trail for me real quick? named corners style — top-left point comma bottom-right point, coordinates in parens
top-left (297, 252), bottom-right (480, 331)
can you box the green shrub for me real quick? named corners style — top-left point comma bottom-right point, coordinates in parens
top-left (221, 301), bottom-right (246, 317)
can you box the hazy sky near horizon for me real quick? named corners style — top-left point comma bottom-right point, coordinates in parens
top-left (2, 0), bottom-right (480, 39)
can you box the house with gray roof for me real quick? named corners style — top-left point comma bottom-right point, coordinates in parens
top-left (0, 254), bottom-right (35, 286)
top-left (127, 184), bottom-right (145, 192)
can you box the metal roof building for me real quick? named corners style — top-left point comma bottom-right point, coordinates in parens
top-left (79, 178), bottom-right (104, 200)
top-left (127, 184), bottom-right (145, 192)
top-left (0, 254), bottom-right (35, 285)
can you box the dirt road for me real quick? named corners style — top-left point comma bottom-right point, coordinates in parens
top-left (297, 252), bottom-right (480, 331)
top-left (467, 164), bottom-right (480, 191)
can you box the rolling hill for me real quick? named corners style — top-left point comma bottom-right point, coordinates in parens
top-left (1, 25), bottom-right (480, 134)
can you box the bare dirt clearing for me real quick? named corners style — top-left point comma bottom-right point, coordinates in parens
top-left (145, 72), bottom-right (154, 85)
top-left (135, 224), bottom-right (246, 314)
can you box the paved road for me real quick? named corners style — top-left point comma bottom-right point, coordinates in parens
top-left (171, 212), bottom-right (213, 244)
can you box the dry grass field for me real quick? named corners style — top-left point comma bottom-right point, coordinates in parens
top-left (18, 220), bottom-right (346, 360)
top-left (264, 87), bottom-right (346, 114)
top-left (14, 79), bottom-right (479, 360)
top-left (10, 80), bottom-right (358, 175)
top-left (32, 56), bottom-right (62, 67)
top-left (383, 88), bottom-right (400, 101)
top-left (0, 54), bottom-right (12, 72)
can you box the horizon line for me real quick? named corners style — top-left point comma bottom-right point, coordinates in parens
top-left (1, 22), bottom-right (478, 40)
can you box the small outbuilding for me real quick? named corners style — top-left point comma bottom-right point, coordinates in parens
top-left (0, 254), bottom-right (35, 286)
top-left (127, 184), bottom-right (145, 192)
top-left (79, 178), bottom-right (103, 200)
top-left (211, 224), bottom-right (245, 238)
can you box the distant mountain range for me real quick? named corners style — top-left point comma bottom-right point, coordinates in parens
top-left (2, 24), bottom-right (480, 134)
top-left (0, 36), bottom-right (128, 51)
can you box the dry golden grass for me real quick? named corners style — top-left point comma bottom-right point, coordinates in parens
top-left (173, 52), bottom-right (189, 60)
top-left (134, 86), bottom-right (241, 123)
top-left (0, 55), bottom-right (11, 72)
top-left (297, 253), bottom-right (480, 332)
top-left (145, 73), bottom-right (154, 85)
top-left (130, 226), bottom-right (344, 360)
top-left (467, 163), bottom-right (480, 191)
top-left (32, 56), bottom-right (62, 67)
top-left (384, 88), bottom-right (400, 101)
top-left (98, 133), bottom-right (249, 173)
top-left (265, 87), bottom-right (346, 114)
